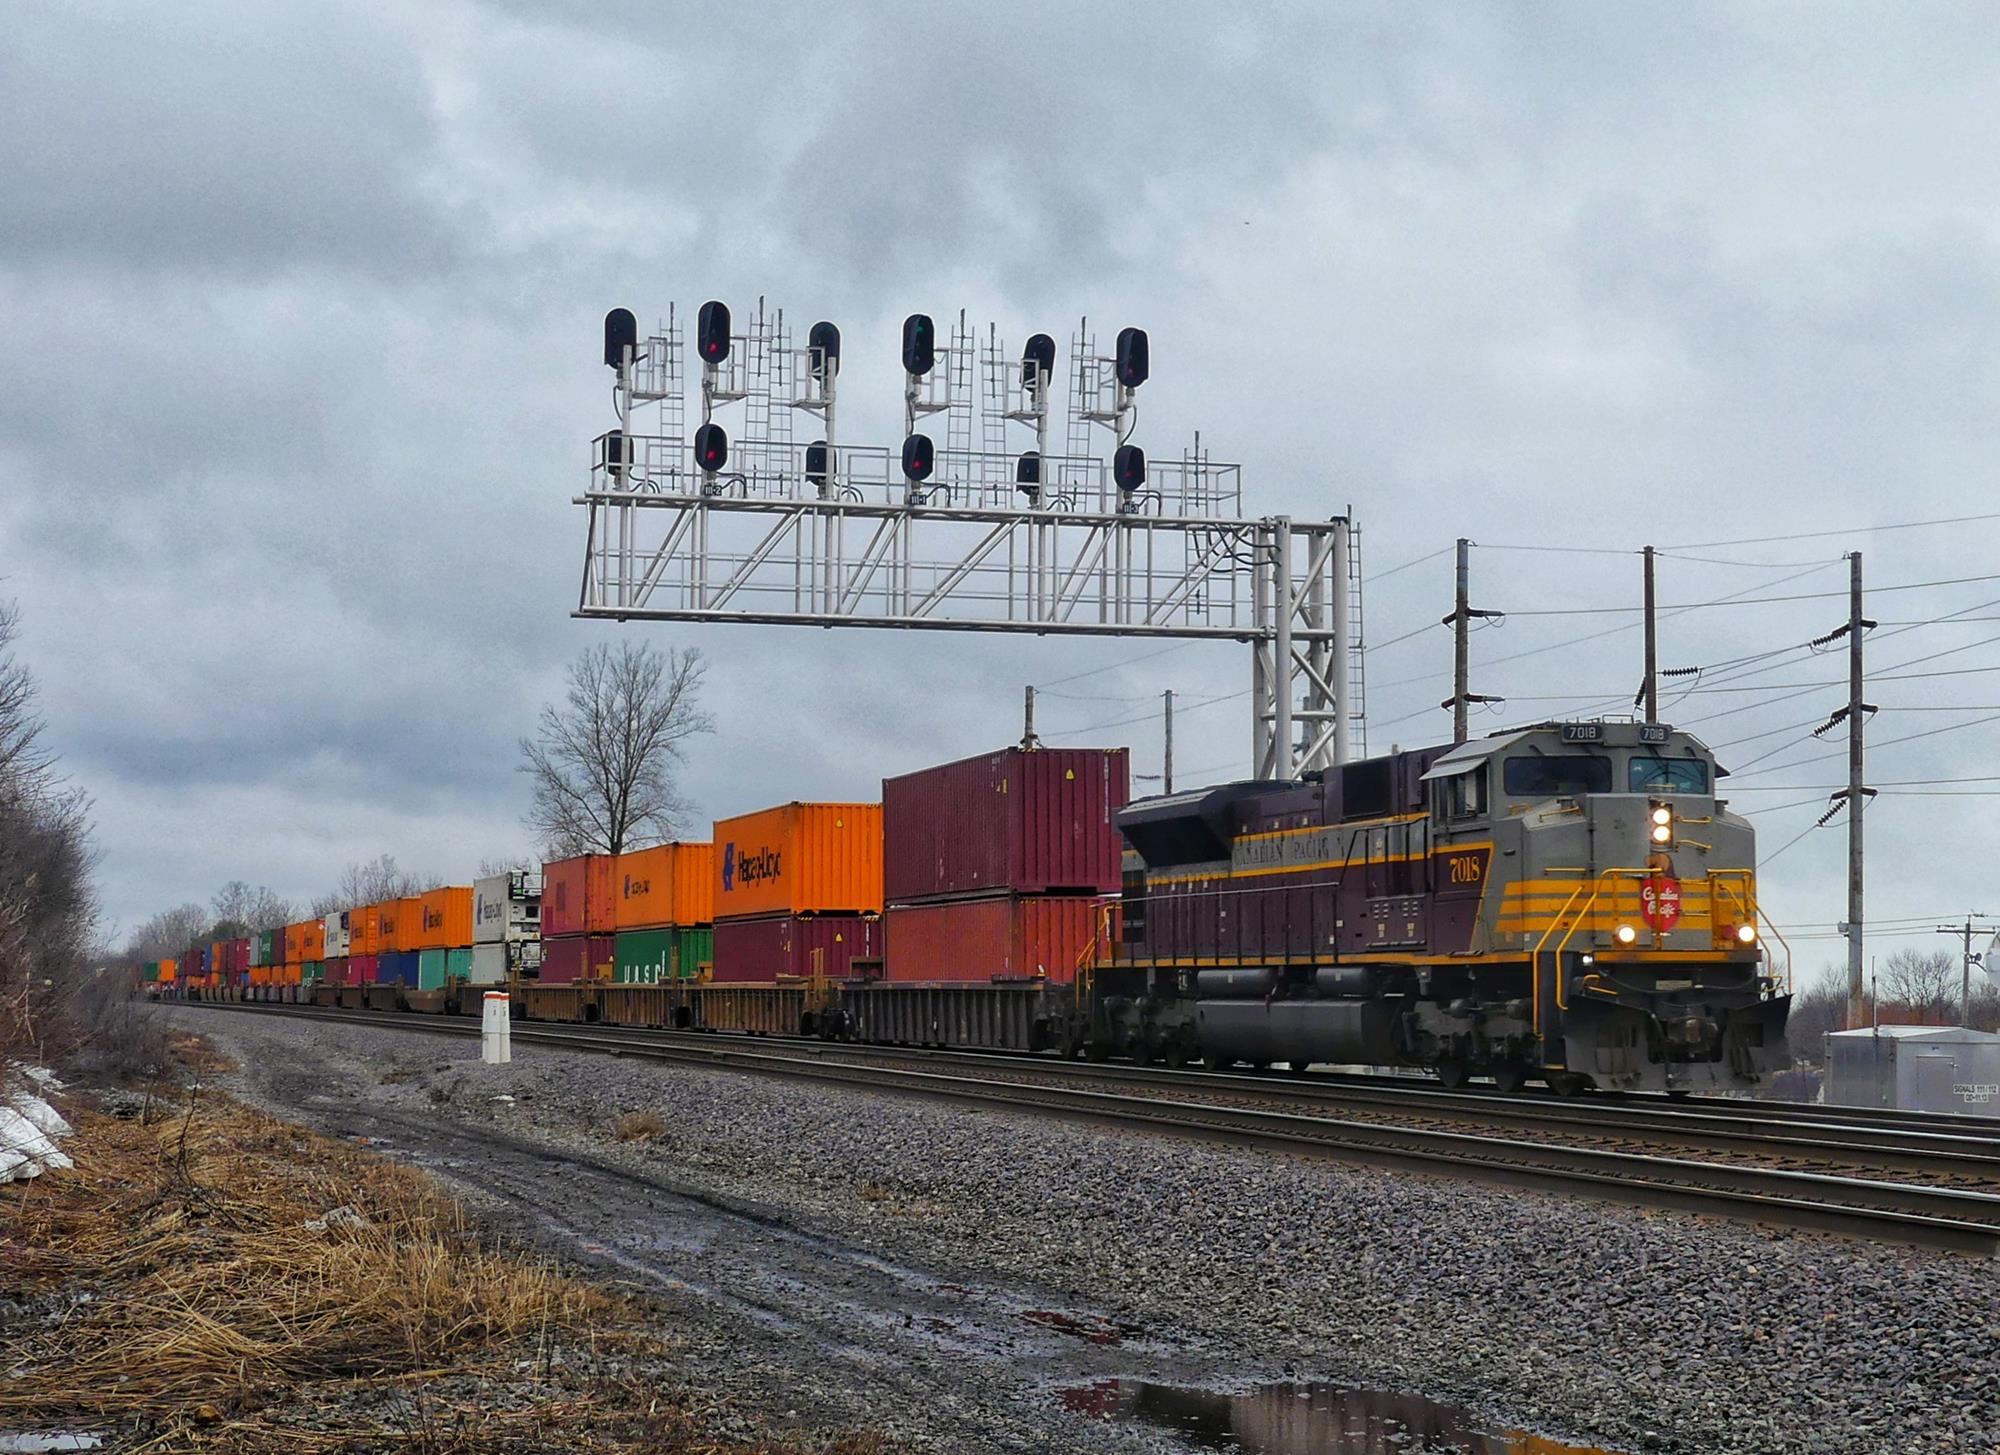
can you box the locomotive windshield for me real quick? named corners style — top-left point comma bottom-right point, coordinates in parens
top-left (1503, 754), bottom-right (1611, 796)
top-left (1629, 756), bottom-right (1711, 793)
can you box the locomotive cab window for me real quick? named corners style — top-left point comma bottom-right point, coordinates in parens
top-left (1503, 754), bottom-right (1611, 798)
top-left (1436, 765), bottom-right (1488, 820)
top-left (1629, 756), bottom-right (1710, 793)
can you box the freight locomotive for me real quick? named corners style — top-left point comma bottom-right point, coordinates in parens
top-left (147, 721), bottom-right (1791, 1096)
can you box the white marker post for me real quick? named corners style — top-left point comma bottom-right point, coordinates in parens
top-left (482, 992), bottom-right (512, 1064)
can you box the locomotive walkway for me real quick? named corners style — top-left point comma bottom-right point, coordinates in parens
top-left (187, 1001), bottom-right (2000, 1257)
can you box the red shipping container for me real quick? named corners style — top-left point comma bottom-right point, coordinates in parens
top-left (712, 913), bottom-right (879, 983)
top-left (884, 894), bottom-right (1111, 985)
top-left (226, 937), bottom-right (251, 974)
top-left (347, 954), bottom-right (380, 985)
top-left (322, 956), bottom-right (349, 988)
top-left (543, 855), bottom-right (618, 937)
top-left (883, 747), bottom-right (1129, 904)
top-left (539, 934), bottom-right (614, 985)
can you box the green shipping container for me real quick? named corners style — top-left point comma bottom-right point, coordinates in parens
top-left (614, 927), bottom-right (713, 983)
top-left (251, 931), bottom-right (273, 968)
top-left (141, 961), bottom-right (160, 982)
top-left (446, 947), bottom-right (474, 982)
top-left (417, 948), bottom-right (450, 991)
top-left (302, 960), bottom-right (323, 985)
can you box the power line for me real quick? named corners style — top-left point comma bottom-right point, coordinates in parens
top-left (1664, 511), bottom-right (2000, 550)
top-left (1498, 571), bottom-right (2000, 618)
top-left (1365, 545), bottom-right (1453, 584)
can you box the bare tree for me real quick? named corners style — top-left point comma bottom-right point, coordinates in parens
top-left (126, 902), bottom-right (211, 961)
top-left (1784, 963), bottom-right (1849, 1064)
top-left (210, 880), bottom-right (297, 934)
top-left (519, 642), bottom-right (713, 856)
top-left (309, 854), bottom-right (443, 914)
top-left (1880, 948), bottom-right (1958, 1022)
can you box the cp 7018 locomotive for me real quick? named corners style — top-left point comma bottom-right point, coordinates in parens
top-left (1096, 720), bottom-right (1791, 1094)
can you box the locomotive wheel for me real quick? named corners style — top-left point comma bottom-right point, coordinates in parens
top-left (1545, 1072), bottom-right (1589, 1097)
top-left (1434, 1058), bottom-right (1468, 1090)
top-left (1163, 1041), bottom-right (1189, 1069)
top-left (1491, 1062), bottom-right (1528, 1094)
top-left (1202, 1049), bottom-right (1233, 1071)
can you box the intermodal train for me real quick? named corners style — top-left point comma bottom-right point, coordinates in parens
top-left (148, 720), bottom-right (1792, 1096)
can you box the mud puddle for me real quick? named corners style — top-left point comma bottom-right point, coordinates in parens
top-left (1060, 1380), bottom-right (1632, 1454)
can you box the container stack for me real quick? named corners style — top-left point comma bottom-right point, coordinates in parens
top-left (413, 886), bottom-right (473, 990)
top-left (471, 869), bottom-right (542, 984)
top-left (322, 909), bottom-right (350, 988)
top-left (711, 803), bottom-right (882, 982)
top-left (541, 854), bottom-right (616, 984)
top-left (612, 843), bottom-right (714, 983)
top-left (376, 895), bottom-right (423, 988)
top-left (881, 747), bottom-right (1127, 985)
top-left (348, 903), bottom-right (382, 986)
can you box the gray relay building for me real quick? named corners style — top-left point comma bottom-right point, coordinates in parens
top-left (1824, 1025), bottom-right (2000, 1119)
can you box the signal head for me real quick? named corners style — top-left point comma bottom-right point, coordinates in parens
top-left (1115, 326), bottom-right (1150, 389)
top-left (602, 308), bottom-right (638, 369)
top-left (1015, 450), bottom-right (1041, 487)
top-left (902, 313), bottom-right (936, 377)
top-left (697, 300), bottom-right (732, 365)
top-left (1022, 332), bottom-right (1056, 385)
top-left (805, 439), bottom-right (831, 488)
top-left (1113, 444), bottom-right (1147, 494)
top-left (901, 432), bottom-right (935, 484)
top-left (808, 321), bottom-right (841, 380)
top-left (693, 422), bottom-right (729, 474)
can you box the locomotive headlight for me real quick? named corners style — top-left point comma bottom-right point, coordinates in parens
top-left (1650, 823), bottom-right (1673, 844)
top-left (1736, 923), bottom-right (1758, 945)
top-left (1651, 805), bottom-right (1673, 827)
top-left (1614, 924), bottom-right (1639, 946)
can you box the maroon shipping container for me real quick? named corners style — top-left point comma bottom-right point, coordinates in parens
top-left (540, 934), bottom-right (614, 985)
top-left (226, 937), bottom-right (252, 974)
top-left (543, 855), bottom-right (617, 937)
top-left (712, 913), bottom-right (880, 983)
top-left (883, 747), bottom-right (1128, 904)
top-left (322, 956), bottom-right (349, 988)
top-left (884, 894), bottom-right (1111, 985)
top-left (347, 954), bottom-right (380, 985)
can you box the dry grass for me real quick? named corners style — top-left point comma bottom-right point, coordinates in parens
top-left (614, 1108), bottom-right (668, 1142)
top-left (0, 1071), bottom-right (899, 1453)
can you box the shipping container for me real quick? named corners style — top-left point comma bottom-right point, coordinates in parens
top-left (539, 934), bottom-right (614, 985)
top-left (446, 946), bottom-right (474, 983)
top-left (160, 956), bottom-right (178, 983)
top-left (348, 905), bottom-right (378, 957)
top-left (301, 960), bottom-right (323, 985)
top-left (380, 896), bottom-right (425, 953)
top-left (322, 910), bottom-right (351, 958)
top-left (712, 803), bottom-right (883, 920)
top-left (884, 747), bottom-right (1129, 903)
top-left (322, 956), bottom-right (350, 988)
top-left (250, 930), bottom-right (273, 968)
top-left (712, 913), bottom-right (879, 983)
top-left (613, 926), bottom-right (714, 983)
top-left (415, 886), bottom-right (474, 949)
top-left (469, 942), bottom-right (510, 984)
top-left (377, 950), bottom-right (419, 987)
top-left (614, 843), bottom-right (715, 930)
top-left (543, 855), bottom-right (617, 937)
top-left (283, 921), bottom-right (304, 964)
top-left (473, 870), bottom-right (543, 944)
top-left (884, 894), bottom-right (1109, 985)
top-left (302, 920), bottom-right (326, 961)
top-left (417, 948), bottom-right (450, 991)
top-left (228, 938), bottom-right (251, 975)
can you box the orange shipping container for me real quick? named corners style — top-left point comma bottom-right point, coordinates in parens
top-left (416, 886), bottom-right (474, 948)
top-left (379, 896), bottom-right (424, 953)
top-left (615, 843), bottom-right (715, 930)
top-left (348, 905), bottom-right (378, 957)
top-left (712, 802), bottom-right (883, 920)
top-left (159, 957), bottom-right (178, 984)
top-left (301, 920), bottom-right (325, 961)
top-left (280, 962), bottom-right (302, 987)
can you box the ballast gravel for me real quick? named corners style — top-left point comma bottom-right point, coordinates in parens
top-left (176, 1007), bottom-right (1996, 1455)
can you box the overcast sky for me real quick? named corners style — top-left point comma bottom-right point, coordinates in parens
top-left (4, 3), bottom-right (1997, 970)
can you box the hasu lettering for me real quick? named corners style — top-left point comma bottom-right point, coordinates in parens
top-left (624, 875), bottom-right (651, 899)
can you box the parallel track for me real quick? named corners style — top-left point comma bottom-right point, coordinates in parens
top-left (180, 1000), bottom-right (2000, 1255)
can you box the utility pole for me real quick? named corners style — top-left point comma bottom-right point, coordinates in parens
top-left (1845, 553), bottom-right (1867, 1028)
top-left (1163, 689), bottom-right (1175, 795)
top-left (1021, 685), bottom-right (1039, 750)
top-left (1440, 537), bottom-right (1502, 744)
top-left (1937, 915), bottom-right (1995, 1026)
top-left (1641, 545), bottom-right (1658, 723)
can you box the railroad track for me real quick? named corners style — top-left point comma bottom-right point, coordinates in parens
top-left (180, 1000), bottom-right (2000, 1255)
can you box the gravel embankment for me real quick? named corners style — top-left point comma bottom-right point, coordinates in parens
top-left (175, 1006), bottom-right (1998, 1455)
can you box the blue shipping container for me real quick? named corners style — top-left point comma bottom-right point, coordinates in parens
top-left (378, 950), bottom-right (420, 986)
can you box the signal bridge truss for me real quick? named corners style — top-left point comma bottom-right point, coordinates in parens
top-left (576, 311), bottom-right (1362, 779)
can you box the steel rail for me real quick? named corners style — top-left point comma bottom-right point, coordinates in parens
top-left (179, 1002), bottom-right (2000, 1255)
